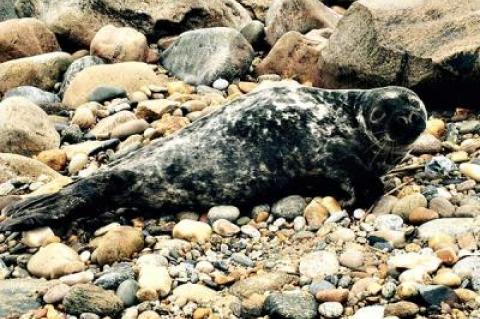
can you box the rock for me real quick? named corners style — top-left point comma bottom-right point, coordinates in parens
top-left (135, 99), bottom-right (180, 121)
top-left (241, 224), bottom-right (261, 238)
top-left (90, 111), bottom-right (137, 138)
top-left (417, 218), bottom-right (480, 240)
top-left (460, 163), bottom-right (480, 182)
top-left (238, 0), bottom-right (272, 21)
top-left (315, 289), bottom-right (349, 303)
top-left (116, 279), bottom-right (139, 307)
top-left (299, 251), bottom-right (339, 279)
top-left (426, 118), bottom-right (446, 138)
top-left (374, 214), bottom-right (403, 230)
top-left (408, 207), bottom-right (439, 225)
top-left (329, 228), bottom-right (355, 242)
top-left (453, 256), bottom-right (480, 278)
top-left (265, 0), bottom-right (340, 45)
top-left (63, 62), bottom-right (162, 108)
top-left (410, 133), bottom-right (442, 154)
top-left (94, 263), bottom-right (135, 289)
top-left (208, 205), bottom-right (241, 222)
top-left (212, 219), bottom-right (241, 237)
top-left (36, 149), bottom-right (68, 173)
top-left (318, 302), bottom-right (343, 318)
top-left (27, 243), bottom-right (85, 279)
top-left (138, 310), bottom-right (161, 319)
top-left (0, 52), bottom-right (72, 94)
top-left (391, 193), bottom-right (427, 219)
top-left (16, 0), bottom-right (252, 49)
top-left (272, 195), bottom-right (307, 219)
top-left (384, 301), bottom-right (419, 318)
top-left (59, 56), bottom-right (105, 97)
top-left (72, 108), bottom-right (96, 129)
top-left (418, 285), bottom-right (457, 306)
top-left (320, 0), bottom-right (480, 107)
top-left (63, 284), bottom-right (124, 316)
top-left (60, 271), bottom-right (95, 286)
top-left (240, 20), bottom-right (266, 48)
top-left (455, 288), bottom-right (478, 303)
top-left (172, 219), bottom-right (212, 243)
top-left (339, 249), bottom-right (364, 269)
top-left (160, 27), bottom-right (254, 86)
top-left (429, 197), bottom-right (455, 218)
top-left (304, 199), bottom-right (329, 227)
top-left (0, 97), bottom-right (60, 156)
top-left (68, 153), bottom-right (89, 175)
top-left (90, 25), bottom-right (150, 63)
top-left (230, 272), bottom-right (299, 299)
top-left (0, 153), bottom-right (62, 183)
top-left (387, 253), bottom-right (441, 273)
top-left (90, 226), bottom-right (144, 266)
top-left (264, 290), bottom-right (318, 319)
top-left (111, 120), bottom-right (149, 140)
top-left (0, 18), bottom-right (59, 63)
top-left (173, 283), bottom-right (218, 304)
top-left (43, 283), bottom-right (71, 304)
top-left (352, 306), bottom-right (384, 319)
top-left (0, 0), bottom-right (16, 21)
top-left (152, 114), bottom-right (189, 136)
top-left (22, 227), bottom-right (57, 248)
top-left (432, 271), bottom-right (461, 287)
top-left (372, 195), bottom-right (397, 215)
top-left (3, 86), bottom-right (60, 111)
top-left (256, 31), bottom-right (326, 86)
top-left (89, 86), bottom-right (127, 103)
top-left (138, 265), bottom-right (172, 297)
top-left (0, 279), bottom-right (56, 318)
top-left (320, 197), bottom-right (342, 213)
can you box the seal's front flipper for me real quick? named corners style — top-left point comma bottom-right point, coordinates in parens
top-left (0, 170), bottom-right (135, 232)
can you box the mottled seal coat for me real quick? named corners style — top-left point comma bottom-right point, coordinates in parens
top-left (0, 85), bottom-right (427, 231)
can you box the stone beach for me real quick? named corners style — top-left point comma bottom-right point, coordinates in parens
top-left (2, 0), bottom-right (480, 318)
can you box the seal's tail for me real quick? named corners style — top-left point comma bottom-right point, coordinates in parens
top-left (0, 170), bottom-right (134, 232)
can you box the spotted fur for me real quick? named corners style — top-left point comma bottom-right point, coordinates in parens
top-left (0, 85), bottom-right (427, 231)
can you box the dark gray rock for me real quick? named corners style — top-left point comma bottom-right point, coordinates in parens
top-left (161, 27), bottom-right (254, 85)
top-left (0, 279), bottom-right (56, 318)
top-left (63, 284), bottom-right (124, 316)
top-left (418, 285), bottom-right (457, 306)
top-left (88, 86), bottom-right (126, 103)
top-left (321, 0), bottom-right (480, 107)
top-left (59, 56), bottom-right (105, 97)
top-left (3, 86), bottom-right (60, 111)
top-left (271, 195), bottom-right (307, 220)
top-left (264, 290), bottom-right (318, 319)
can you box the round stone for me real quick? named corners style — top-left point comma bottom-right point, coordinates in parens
top-left (271, 195), bottom-right (307, 220)
top-left (318, 302), bottom-right (343, 318)
top-left (299, 251), bottom-right (339, 279)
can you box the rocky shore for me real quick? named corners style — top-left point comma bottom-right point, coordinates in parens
top-left (1, 0), bottom-right (480, 318)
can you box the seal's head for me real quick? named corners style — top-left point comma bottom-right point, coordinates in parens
top-left (359, 86), bottom-right (427, 146)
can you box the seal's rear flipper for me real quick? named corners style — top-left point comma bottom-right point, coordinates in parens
top-left (0, 170), bottom-right (135, 232)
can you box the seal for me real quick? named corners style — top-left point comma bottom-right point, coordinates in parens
top-left (0, 85), bottom-right (427, 231)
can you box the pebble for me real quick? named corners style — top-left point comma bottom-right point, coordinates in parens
top-left (172, 219), bottom-right (212, 243)
top-left (375, 214), bottom-right (404, 230)
top-left (68, 153), bottom-right (89, 175)
top-left (138, 265), bottom-right (172, 297)
top-left (63, 284), bottom-right (124, 316)
top-left (27, 243), bottom-right (85, 279)
top-left (43, 283), bottom-right (71, 304)
top-left (339, 249), bottom-right (364, 269)
top-left (212, 78), bottom-right (229, 90)
top-left (418, 218), bottom-right (479, 240)
top-left (264, 290), bottom-right (318, 319)
top-left (138, 310), bottom-right (161, 319)
top-left (352, 305), bottom-right (385, 319)
top-left (299, 251), bottom-right (339, 278)
top-left (60, 271), bottom-right (95, 285)
top-left (240, 224), bottom-right (261, 238)
top-left (22, 227), bottom-right (58, 248)
top-left (318, 302), bottom-right (343, 318)
top-left (408, 207), bottom-right (439, 225)
top-left (116, 279), bottom-right (139, 307)
top-left (418, 285), bottom-right (456, 306)
top-left (391, 193), bottom-right (427, 219)
top-left (432, 271), bottom-right (461, 287)
top-left (315, 289), bottom-right (349, 303)
top-left (212, 219), bottom-right (240, 237)
top-left (271, 195), bottom-right (307, 219)
top-left (384, 301), bottom-right (419, 318)
top-left (429, 196), bottom-right (455, 218)
top-left (388, 252), bottom-right (441, 273)
top-left (207, 205), bottom-right (240, 222)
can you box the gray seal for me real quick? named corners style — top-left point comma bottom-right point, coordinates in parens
top-left (0, 85), bottom-right (427, 231)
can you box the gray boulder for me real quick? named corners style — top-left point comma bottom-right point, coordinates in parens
top-left (320, 0), bottom-right (480, 107)
top-left (4, 86), bottom-right (60, 111)
top-left (16, 0), bottom-right (252, 50)
top-left (161, 27), bottom-right (254, 85)
top-left (59, 55), bottom-right (105, 97)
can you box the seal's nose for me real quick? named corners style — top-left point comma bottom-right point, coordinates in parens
top-left (390, 111), bottom-right (426, 144)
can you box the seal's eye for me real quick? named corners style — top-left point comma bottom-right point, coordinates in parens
top-left (370, 108), bottom-right (385, 123)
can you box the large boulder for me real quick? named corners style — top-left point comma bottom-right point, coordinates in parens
top-left (320, 0), bottom-right (480, 107)
top-left (265, 0), bottom-right (340, 45)
top-left (256, 31), bottom-right (327, 86)
top-left (0, 97), bottom-right (60, 156)
top-left (0, 0), bottom-right (16, 22)
top-left (16, 0), bottom-right (252, 50)
top-left (0, 18), bottom-right (60, 63)
top-left (161, 27), bottom-right (254, 85)
top-left (62, 62), bottom-right (162, 108)
top-left (0, 52), bottom-right (73, 94)
top-left (90, 25), bottom-right (150, 63)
